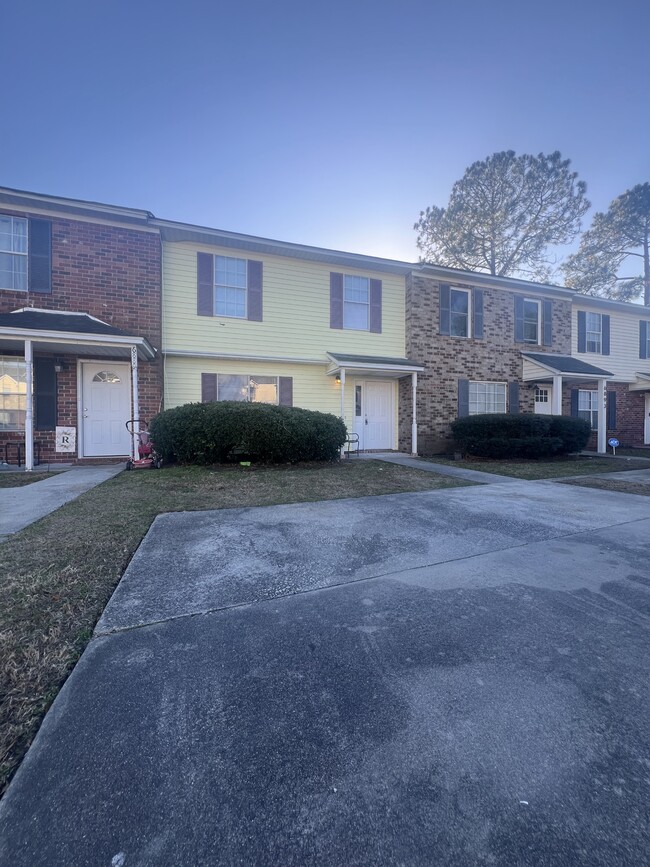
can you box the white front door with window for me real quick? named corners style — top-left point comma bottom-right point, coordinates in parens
top-left (81, 362), bottom-right (132, 456)
top-left (534, 385), bottom-right (553, 415)
top-left (354, 380), bottom-right (393, 450)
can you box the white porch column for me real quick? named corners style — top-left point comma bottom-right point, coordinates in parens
top-left (552, 374), bottom-right (563, 415)
top-left (597, 378), bottom-right (606, 454)
top-left (24, 339), bottom-right (34, 471)
top-left (339, 368), bottom-right (346, 420)
top-left (411, 372), bottom-right (418, 455)
top-left (131, 345), bottom-right (140, 461)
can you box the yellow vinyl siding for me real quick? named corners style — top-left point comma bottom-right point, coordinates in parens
top-left (162, 242), bottom-right (405, 360)
top-left (572, 305), bottom-right (647, 382)
top-left (164, 359), bottom-right (399, 449)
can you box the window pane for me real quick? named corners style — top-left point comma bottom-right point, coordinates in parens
top-left (344, 301), bottom-right (369, 330)
top-left (450, 290), bottom-right (468, 313)
top-left (215, 286), bottom-right (246, 318)
top-left (450, 312), bottom-right (468, 337)
top-left (469, 381), bottom-right (506, 415)
top-left (12, 218), bottom-right (27, 253)
top-left (215, 256), bottom-right (247, 289)
top-left (217, 374), bottom-right (249, 401)
top-left (0, 217), bottom-right (12, 252)
top-left (355, 385), bottom-right (362, 416)
top-left (0, 355), bottom-right (27, 430)
top-left (250, 376), bottom-right (277, 404)
top-left (344, 275), bottom-right (369, 303)
top-left (586, 313), bottom-right (601, 332)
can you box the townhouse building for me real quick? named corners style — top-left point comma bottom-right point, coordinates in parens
top-left (2, 184), bottom-right (648, 470)
top-left (570, 295), bottom-right (650, 448)
top-left (400, 266), bottom-right (615, 454)
top-left (0, 188), bottom-right (162, 468)
top-left (157, 221), bottom-right (423, 454)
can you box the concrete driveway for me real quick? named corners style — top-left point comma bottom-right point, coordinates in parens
top-left (1, 480), bottom-right (649, 865)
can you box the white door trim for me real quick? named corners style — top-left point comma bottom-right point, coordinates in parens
top-left (79, 360), bottom-right (132, 457)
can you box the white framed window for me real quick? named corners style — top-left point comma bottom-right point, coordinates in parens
top-left (0, 216), bottom-right (28, 291)
top-left (523, 299), bottom-right (541, 344)
top-left (586, 312), bottom-right (602, 354)
top-left (469, 381), bottom-right (507, 415)
top-left (450, 287), bottom-right (471, 337)
top-left (343, 275), bottom-right (369, 330)
top-left (216, 374), bottom-right (278, 404)
top-left (578, 390), bottom-right (598, 430)
top-left (0, 356), bottom-right (27, 430)
top-left (215, 255), bottom-right (247, 318)
top-left (535, 387), bottom-right (549, 404)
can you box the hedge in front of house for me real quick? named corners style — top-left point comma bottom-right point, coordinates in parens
top-left (451, 413), bottom-right (591, 459)
top-left (149, 401), bottom-right (348, 464)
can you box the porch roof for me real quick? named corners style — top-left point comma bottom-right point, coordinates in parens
top-left (629, 372), bottom-right (650, 392)
top-left (0, 309), bottom-right (156, 360)
top-left (326, 352), bottom-right (424, 378)
top-left (522, 352), bottom-right (613, 381)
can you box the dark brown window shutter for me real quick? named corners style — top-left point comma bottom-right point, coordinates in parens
top-left (577, 312), bottom-right (586, 352)
top-left (457, 379), bottom-right (469, 417)
top-left (607, 391), bottom-right (617, 429)
top-left (35, 358), bottom-right (57, 430)
top-left (247, 260), bottom-right (263, 321)
top-left (201, 373), bottom-right (217, 402)
top-left (514, 296), bottom-right (525, 342)
top-left (508, 381), bottom-right (520, 414)
top-left (369, 279), bottom-right (382, 333)
top-left (472, 288), bottom-right (484, 339)
top-left (542, 300), bottom-right (553, 346)
top-left (279, 377), bottom-right (293, 406)
top-left (330, 273), bottom-right (344, 329)
top-left (28, 219), bottom-right (52, 294)
top-left (197, 253), bottom-right (214, 316)
top-left (439, 284), bottom-right (451, 335)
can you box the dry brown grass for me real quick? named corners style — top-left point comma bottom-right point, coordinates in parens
top-left (0, 459), bottom-right (469, 795)
top-left (423, 455), bottom-right (650, 479)
top-left (0, 472), bottom-right (54, 489)
top-left (562, 478), bottom-right (650, 497)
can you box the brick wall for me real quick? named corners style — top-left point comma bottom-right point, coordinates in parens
top-left (0, 210), bottom-right (162, 463)
top-left (562, 381), bottom-right (647, 449)
top-left (400, 273), bottom-right (573, 454)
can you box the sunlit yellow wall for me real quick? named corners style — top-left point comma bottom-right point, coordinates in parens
top-left (164, 358), bottom-right (399, 449)
top-left (572, 302), bottom-right (649, 382)
top-left (162, 241), bottom-right (406, 359)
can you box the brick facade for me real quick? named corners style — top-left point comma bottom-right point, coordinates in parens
top-left (400, 272), bottom-right (573, 454)
top-left (562, 381), bottom-right (647, 450)
top-left (0, 210), bottom-right (161, 464)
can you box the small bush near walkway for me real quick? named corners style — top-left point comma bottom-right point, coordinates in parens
top-left (452, 413), bottom-right (591, 459)
top-left (149, 401), bottom-right (348, 465)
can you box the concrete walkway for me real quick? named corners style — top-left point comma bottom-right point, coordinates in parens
top-left (2, 480), bottom-right (650, 865)
top-left (0, 465), bottom-right (124, 540)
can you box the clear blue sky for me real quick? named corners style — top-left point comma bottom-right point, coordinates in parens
top-left (2, 0), bottom-right (648, 262)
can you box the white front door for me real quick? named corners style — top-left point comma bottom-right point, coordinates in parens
top-left (645, 395), bottom-right (650, 444)
top-left (363, 380), bottom-right (394, 450)
top-left (534, 385), bottom-right (553, 415)
top-left (81, 362), bottom-right (132, 456)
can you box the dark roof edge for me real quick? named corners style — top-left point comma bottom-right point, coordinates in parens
top-left (570, 292), bottom-right (650, 315)
top-left (415, 263), bottom-right (574, 298)
top-left (0, 186), bottom-right (154, 227)
top-left (155, 221), bottom-right (413, 275)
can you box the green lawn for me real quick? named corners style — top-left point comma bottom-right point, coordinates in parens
top-left (422, 455), bottom-right (650, 480)
top-left (0, 460), bottom-right (469, 796)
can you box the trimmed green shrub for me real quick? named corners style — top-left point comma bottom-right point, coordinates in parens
top-left (451, 413), bottom-right (590, 459)
top-left (149, 401), bottom-right (347, 465)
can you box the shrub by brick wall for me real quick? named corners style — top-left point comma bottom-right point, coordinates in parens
top-left (451, 413), bottom-right (591, 459)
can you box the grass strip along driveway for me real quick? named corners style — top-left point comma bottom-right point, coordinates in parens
top-left (424, 455), bottom-right (650, 480)
top-left (0, 460), bottom-right (468, 796)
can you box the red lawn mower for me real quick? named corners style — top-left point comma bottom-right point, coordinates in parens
top-left (125, 419), bottom-right (163, 470)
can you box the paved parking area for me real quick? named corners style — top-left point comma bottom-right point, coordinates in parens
top-left (1, 480), bottom-right (649, 865)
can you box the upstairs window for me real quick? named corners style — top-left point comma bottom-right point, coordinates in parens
top-left (215, 256), bottom-right (247, 318)
top-left (450, 288), bottom-right (470, 337)
top-left (343, 275), bottom-right (369, 330)
top-left (0, 216), bottom-right (28, 291)
top-left (523, 299), bottom-right (541, 343)
top-left (586, 313), bottom-right (602, 354)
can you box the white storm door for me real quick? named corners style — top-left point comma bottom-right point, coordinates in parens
top-left (364, 381), bottom-right (393, 450)
top-left (645, 395), bottom-right (650, 445)
top-left (534, 386), bottom-right (553, 415)
top-left (81, 362), bottom-right (132, 456)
